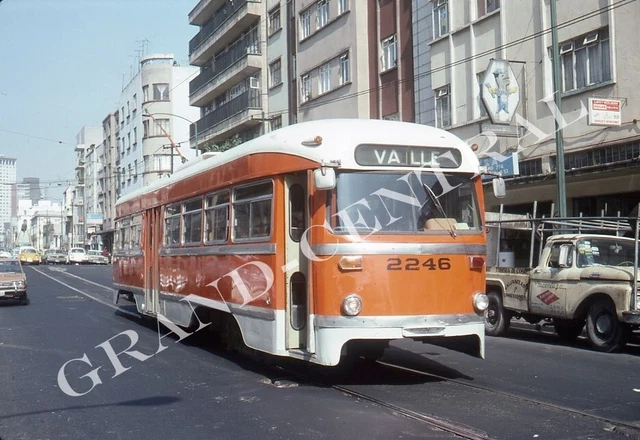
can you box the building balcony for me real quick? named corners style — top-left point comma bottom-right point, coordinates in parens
top-left (189, 0), bottom-right (262, 67)
top-left (190, 40), bottom-right (262, 107)
top-left (191, 89), bottom-right (262, 145)
top-left (188, 0), bottom-right (225, 26)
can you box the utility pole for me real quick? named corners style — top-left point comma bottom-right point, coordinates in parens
top-left (550, 0), bottom-right (567, 217)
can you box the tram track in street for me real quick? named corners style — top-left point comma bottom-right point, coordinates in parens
top-left (373, 359), bottom-right (640, 439)
top-left (264, 360), bottom-right (493, 440)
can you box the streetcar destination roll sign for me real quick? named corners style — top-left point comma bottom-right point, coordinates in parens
top-left (354, 145), bottom-right (461, 168)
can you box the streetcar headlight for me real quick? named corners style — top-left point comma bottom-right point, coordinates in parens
top-left (338, 256), bottom-right (363, 271)
top-left (473, 292), bottom-right (489, 313)
top-left (342, 294), bottom-right (362, 316)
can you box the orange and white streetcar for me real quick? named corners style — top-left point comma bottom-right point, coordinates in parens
top-left (113, 118), bottom-right (504, 366)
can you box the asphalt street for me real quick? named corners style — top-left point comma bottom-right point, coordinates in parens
top-left (1, 264), bottom-right (639, 440)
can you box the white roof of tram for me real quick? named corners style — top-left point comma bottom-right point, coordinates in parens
top-left (117, 118), bottom-right (480, 205)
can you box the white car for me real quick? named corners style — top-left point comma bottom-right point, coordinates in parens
top-left (68, 247), bottom-right (88, 264)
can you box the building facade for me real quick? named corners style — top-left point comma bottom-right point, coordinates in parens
top-left (188, 0), bottom-right (266, 148)
top-left (16, 177), bottom-right (41, 205)
top-left (117, 54), bottom-right (199, 198)
top-left (73, 126), bottom-right (102, 248)
top-left (0, 155), bottom-right (17, 247)
top-left (420, 0), bottom-right (640, 217)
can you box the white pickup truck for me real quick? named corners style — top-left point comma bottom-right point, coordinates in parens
top-left (485, 233), bottom-right (640, 352)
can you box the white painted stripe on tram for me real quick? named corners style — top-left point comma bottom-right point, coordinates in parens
top-left (31, 267), bottom-right (140, 319)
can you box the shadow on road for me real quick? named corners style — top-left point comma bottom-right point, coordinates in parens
top-left (0, 396), bottom-right (181, 420)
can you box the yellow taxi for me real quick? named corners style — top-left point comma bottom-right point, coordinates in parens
top-left (18, 246), bottom-right (41, 265)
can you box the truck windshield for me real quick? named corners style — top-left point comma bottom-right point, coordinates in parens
top-left (576, 237), bottom-right (638, 267)
top-left (328, 171), bottom-right (481, 234)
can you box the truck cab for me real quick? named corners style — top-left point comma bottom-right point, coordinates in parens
top-left (486, 232), bottom-right (640, 352)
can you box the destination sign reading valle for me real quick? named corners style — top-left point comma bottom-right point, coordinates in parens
top-left (354, 145), bottom-right (461, 168)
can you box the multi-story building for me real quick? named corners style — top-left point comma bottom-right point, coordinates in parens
top-left (117, 53), bottom-right (199, 198)
top-left (419, 0), bottom-right (640, 217)
top-left (0, 155), bottom-right (17, 247)
top-left (295, 0), bottom-right (414, 122)
top-left (28, 201), bottom-right (64, 250)
top-left (97, 112), bottom-right (118, 252)
top-left (73, 126), bottom-right (101, 247)
top-left (16, 177), bottom-right (41, 205)
top-left (188, 0), bottom-right (266, 148)
top-left (187, 0), bottom-right (416, 147)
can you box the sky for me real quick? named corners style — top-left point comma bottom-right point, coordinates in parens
top-left (0, 0), bottom-right (197, 200)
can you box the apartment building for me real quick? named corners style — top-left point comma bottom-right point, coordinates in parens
top-left (97, 111), bottom-right (118, 251)
top-left (294, 0), bottom-right (414, 122)
top-left (73, 126), bottom-right (101, 248)
top-left (117, 54), bottom-right (199, 198)
top-left (188, 0), bottom-right (266, 147)
top-left (419, 0), bottom-right (640, 217)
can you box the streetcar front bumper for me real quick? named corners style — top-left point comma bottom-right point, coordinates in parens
top-left (314, 313), bottom-right (485, 366)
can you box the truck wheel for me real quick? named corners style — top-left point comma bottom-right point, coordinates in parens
top-left (586, 299), bottom-right (626, 352)
top-left (485, 291), bottom-right (509, 336)
top-left (553, 318), bottom-right (584, 343)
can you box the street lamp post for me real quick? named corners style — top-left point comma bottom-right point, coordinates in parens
top-left (142, 110), bottom-right (199, 157)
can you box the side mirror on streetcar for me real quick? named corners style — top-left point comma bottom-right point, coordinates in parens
top-left (313, 167), bottom-right (336, 190)
top-left (492, 177), bottom-right (506, 199)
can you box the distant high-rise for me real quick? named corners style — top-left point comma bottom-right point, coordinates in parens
top-left (0, 156), bottom-right (17, 246)
top-left (16, 177), bottom-right (41, 204)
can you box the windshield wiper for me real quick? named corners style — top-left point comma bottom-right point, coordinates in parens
top-left (422, 183), bottom-right (457, 238)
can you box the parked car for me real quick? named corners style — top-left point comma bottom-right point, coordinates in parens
top-left (67, 247), bottom-right (88, 264)
top-left (43, 249), bottom-right (68, 265)
top-left (0, 249), bottom-right (12, 258)
top-left (0, 258), bottom-right (28, 305)
top-left (18, 246), bottom-right (41, 265)
top-left (87, 250), bottom-right (109, 265)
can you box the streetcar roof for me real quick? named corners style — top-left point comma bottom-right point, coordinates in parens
top-left (116, 118), bottom-right (479, 206)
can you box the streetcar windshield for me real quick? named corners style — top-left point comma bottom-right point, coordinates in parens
top-left (329, 171), bottom-right (481, 234)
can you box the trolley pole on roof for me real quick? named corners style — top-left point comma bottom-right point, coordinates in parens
top-left (550, 0), bottom-right (568, 217)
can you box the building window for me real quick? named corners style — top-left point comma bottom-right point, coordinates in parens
top-left (301, 74), bottom-right (311, 102)
top-left (142, 85), bottom-right (149, 102)
top-left (153, 83), bottom-right (170, 101)
top-left (381, 34), bottom-right (397, 71)
top-left (559, 28), bottom-right (611, 93)
top-left (338, 0), bottom-right (349, 15)
top-left (300, 9), bottom-right (312, 39)
top-left (271, 115), bottom-right (282, 131)
top-left (143, 120), bottom-right (149, 138)
top-left (205, 191), bottom-right (229, 243)
top-left (433, 0), bottom-right (449, 38)
top-left (435, 85), bottom-right (451, 128)
top-left (318, 62), bottom-right (330, 94)
top-left (477, 0), bottom-right (500, 17)
top-left (317, 0), bottom-right (329, 28)
top-left (269, 5), bottom-right (281, 36)
top-left (133, 127), bottom-right (138, 145)
top-left (153, 119), bottom-right (170, 137)
top-left (233, 181), bottom-right (273, 241)
top-left (269, 58), bottom-right (282, 87)
top-left (477, 72), bottom-right (488, 118)
top-left (339, 53), bottom-right (350, 85)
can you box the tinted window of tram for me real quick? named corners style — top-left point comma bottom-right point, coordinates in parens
top-left (233, 182), bottom-right (273, 240)
top-left (164, 204), bottom-right (181, 246)
top-left (205, 191), bottom-right (229, 243)
top-left (182, 199), bottom-right (203, 245)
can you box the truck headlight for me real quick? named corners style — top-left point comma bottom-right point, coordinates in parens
top-left (473, 292), bottom-right (489, 313)
top-left (342, 294), bottom-right (363, 316)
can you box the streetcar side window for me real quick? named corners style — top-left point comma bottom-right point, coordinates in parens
top-left (233, 181), bottom-right (273, 241)
top-left (120, 218), bottom-right (131, 250)
top-left (164, 204), bottom-right (181, 246)
top-left (182, 198), bottom-right (203, 245)
top-left (131, 215), bottom-right (142, 250)
top-left (205, 190), bottom-right (229, 244)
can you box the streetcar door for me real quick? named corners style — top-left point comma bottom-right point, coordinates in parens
top-left (143, 208), bottom-right (160, 316)
top-left (284, 174), bottom-right (309, 350)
